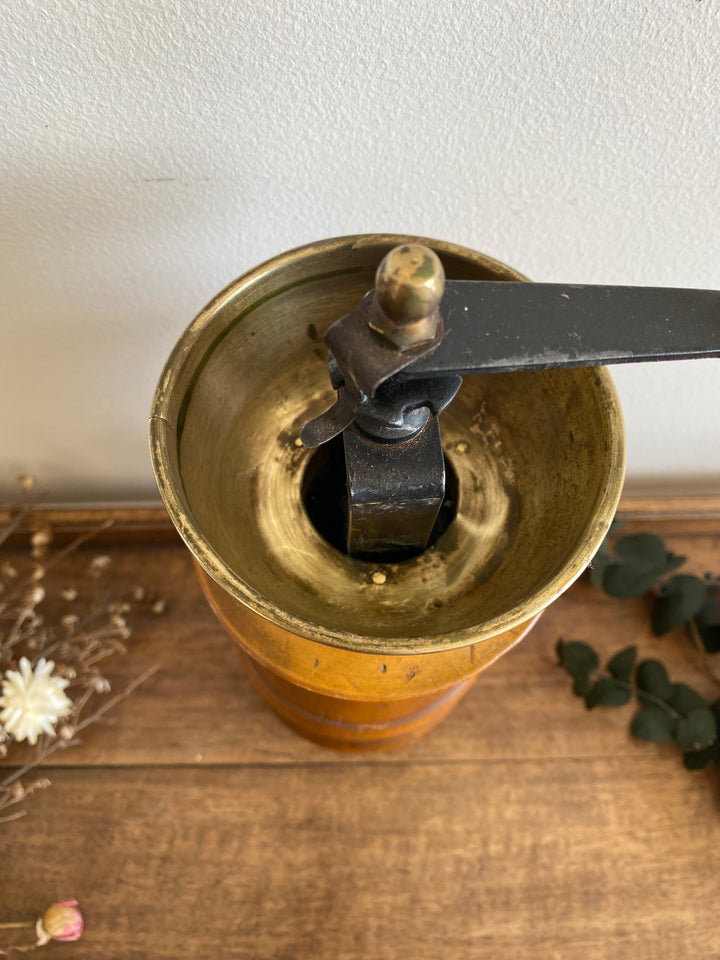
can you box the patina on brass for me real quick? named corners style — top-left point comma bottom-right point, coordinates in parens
top-left (150, 234), bottom-right (626, 656)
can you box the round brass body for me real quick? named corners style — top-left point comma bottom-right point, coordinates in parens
top-left (150, 234), bottom-right (625, 656)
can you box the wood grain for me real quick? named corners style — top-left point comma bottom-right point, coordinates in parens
top-left (2, 761), bottom-right (718, 960)
top-left (1, 510), bottom-right (719, 959)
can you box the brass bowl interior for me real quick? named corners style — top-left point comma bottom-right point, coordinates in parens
top-left (151, 234), bottom-right (625, 655)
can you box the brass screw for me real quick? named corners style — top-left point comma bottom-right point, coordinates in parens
top-left (369, 244), bottom-right (445, 350)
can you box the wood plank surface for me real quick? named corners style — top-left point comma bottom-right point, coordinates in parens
top-left (1, 510), bottom-right (719, 959)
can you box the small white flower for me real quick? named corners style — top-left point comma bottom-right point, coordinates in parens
top-left (0, 657), bottom-right (73, 746)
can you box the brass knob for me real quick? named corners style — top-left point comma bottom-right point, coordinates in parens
top-left (369, 244), bottom-right (445, 350)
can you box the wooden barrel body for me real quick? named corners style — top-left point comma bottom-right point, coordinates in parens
top-left (197, 563), bottom-right (538, 751)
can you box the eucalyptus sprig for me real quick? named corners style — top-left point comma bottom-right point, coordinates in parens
top-left (556, 640), bottom-right (720, 770)
top-left (591, 526), bottom-right (720, 652)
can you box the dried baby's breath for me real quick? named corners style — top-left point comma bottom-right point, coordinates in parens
top-left (0, 484), bottom-right (164, 821)
top-left (88, 555), bottom-right (111, 578)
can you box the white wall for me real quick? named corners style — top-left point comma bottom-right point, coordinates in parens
top-left (2, 0), bottom-right (719, 502)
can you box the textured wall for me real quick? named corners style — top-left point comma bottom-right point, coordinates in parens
top-left (2, 0), bottom-right (719, 501)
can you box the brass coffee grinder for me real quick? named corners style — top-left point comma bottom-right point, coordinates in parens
top-left (150, 235), bottom-right (719, 750)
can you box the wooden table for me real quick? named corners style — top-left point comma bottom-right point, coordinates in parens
top-left (2, 503), bottom-right (719, 959)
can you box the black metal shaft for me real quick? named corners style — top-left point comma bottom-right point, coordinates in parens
top-left (344, 418), bottom-right (445, 560)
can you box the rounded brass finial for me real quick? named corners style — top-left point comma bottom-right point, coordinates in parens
top-left (370, 244), bottom-right (445, 349)
top-left (375, 244), bottom-right (445, 322)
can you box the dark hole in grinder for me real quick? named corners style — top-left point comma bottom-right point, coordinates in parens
top-left (302, 434), bottom-right (458, 561)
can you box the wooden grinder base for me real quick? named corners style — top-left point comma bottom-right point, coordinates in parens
top-left (196, 563), bottom-right (539, 752)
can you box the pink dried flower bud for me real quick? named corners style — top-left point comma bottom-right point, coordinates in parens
top-left (36, 900), bottom-right (83, 945)
top-left (18, 474), bottom-right (36, 492)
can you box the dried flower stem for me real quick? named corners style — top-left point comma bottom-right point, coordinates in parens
top-left (0, 493), bottom-right (46, 550)
top-left (69, 685), bottom-right (94, 725)
top-left (0, 810), bottom-right (29, 824)
top-left (39, 520), bottom-right (114, 576)
top-left (3, 611), bottom-right (33, 652)
top-left (0, 520), bottom-right (113, 615)
top-left (0, 664), bottom-right (159, 792)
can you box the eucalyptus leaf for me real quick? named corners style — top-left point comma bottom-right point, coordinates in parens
top-left (589, 552), bottom-right (615, 591)
top-left (602, 534), bottom-right (686, 598)
top-left (636, 659), bottom-right (673, 700)
top-left (693, 585), bottom-right (720, 654)
top-left (572, 675), bottom-right (592, 698)
top-left (588, 521), bottom-right (625, 590)
top-left (557, 640), bottom-right (599, 680)
top-left (603, 564), bottom-right (664, 598)
top-left (669, 683), bottom-right (707, 717)
top-left (631, 705), bottom-right (675, 742)
top-left (683, 747), bottom-right (714, 771)
top-left (694, 620), bottom-right (720, 654)
top-left (613, 533), bottom-right (667, 565)
top-left (697, 585), bottom-right (720, 625)
top-left (606, 646), bottom-right (637, 683)
top-left (685, 737), bottom-right (720, 769)
top-left (711, 698), bottom-right (720, 724)
top-left (673, 707), bottom-right (717, 751)
top-left (651, 575), bottom-right (707, 636)
top-left (664, 553), bottom-right (688, 575)
top-left (585, 677), bottom-right (632, 709)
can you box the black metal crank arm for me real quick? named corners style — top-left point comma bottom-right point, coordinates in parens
top-left (406, 282), bottom-right (720, 378)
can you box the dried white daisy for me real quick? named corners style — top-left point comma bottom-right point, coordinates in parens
top-left (0, 658), bottom-right (73, 746)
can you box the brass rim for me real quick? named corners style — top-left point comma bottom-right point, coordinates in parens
top-left (150, 234), bottom-right (626, 655)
